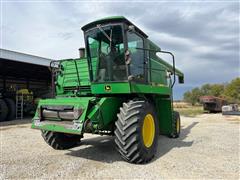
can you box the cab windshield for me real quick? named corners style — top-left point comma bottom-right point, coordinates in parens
top-left (86, 25), bottom-right (127, 82)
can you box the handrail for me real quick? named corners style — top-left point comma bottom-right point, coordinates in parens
top-left (50, 60), bottom-right (82, 95)
top-left (73, 60), bottom-right (81, 90)
top-left (158, 50), bottom-right (176, 88)
top-left (50, 60), bottom-right (61, 97)
top-left (135, 47), bottom-right (176, 88)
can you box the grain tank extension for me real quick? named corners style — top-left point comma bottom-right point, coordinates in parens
top-left (32, 17), bottom-right (184, 164)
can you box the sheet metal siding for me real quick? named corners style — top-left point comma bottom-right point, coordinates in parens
top-left (0, 49), bottom-right (53, 66)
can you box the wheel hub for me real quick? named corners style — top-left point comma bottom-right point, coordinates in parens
top-left (176, 118), bottom-right (180, 133)
top-left (142, 114), bottom-right (155, 148)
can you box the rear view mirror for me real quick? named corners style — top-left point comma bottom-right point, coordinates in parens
top-left (125, 50), bottom-right (131, 65)
top-left (178, 76), bottom-right (184, 83)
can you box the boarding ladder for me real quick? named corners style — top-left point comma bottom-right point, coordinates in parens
top-left (16, 92), bottom-right (24, 119)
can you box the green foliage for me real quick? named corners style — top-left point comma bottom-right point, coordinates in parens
top-left (201, 84), bottom-right (211, 95)
top-left (183, 88), bottom-right (202, 105)
top-left (223, 78), bottom-right (240, 103)
top-left (183, 77), bottom-right (240, 105)
top-left (210, 84), bottom-right (225, 97)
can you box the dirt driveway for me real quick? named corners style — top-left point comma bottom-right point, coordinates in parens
top-left (1, 114), bottom-right (239, 179)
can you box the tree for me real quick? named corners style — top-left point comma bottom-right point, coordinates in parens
top-left (183, 91), bottom-right (192, 104)
top-left (201, 84), bottom-right (211, 95)
top-left (200, 83), bottom-right (224, 97)
top-left (183, 77), bottom-right (239, 105)
top-left (210, 84), bottom-right (225, 97)
top-left (183, 87), bottom-right (202, 105)
top-left (223, 78), bottom-right (240, 103)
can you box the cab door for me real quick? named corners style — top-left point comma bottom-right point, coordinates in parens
top-left (127, 31), bottom-right (147, 83)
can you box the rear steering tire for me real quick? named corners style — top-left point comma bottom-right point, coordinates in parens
top-left (41, 130), bottom-right (81, 150)
top-left (169, 111), bottom-right (181, 138)
top-left (114, 100), bottom-right (159, 164)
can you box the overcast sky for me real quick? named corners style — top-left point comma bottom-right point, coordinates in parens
top-left (1, 1), bottom-right (239, 99)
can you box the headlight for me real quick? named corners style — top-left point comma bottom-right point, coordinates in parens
top-left (74, 108), bottom-right (83, 119)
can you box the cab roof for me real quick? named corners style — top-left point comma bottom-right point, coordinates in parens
top-left (81, 16), bottom-right (148, 38)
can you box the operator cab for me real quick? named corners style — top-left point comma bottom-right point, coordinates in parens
top-left (82, 16), bottom-right (148, 84)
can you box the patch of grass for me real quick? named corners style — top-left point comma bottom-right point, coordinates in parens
top-left (175, 106), bottom-right (204, 117)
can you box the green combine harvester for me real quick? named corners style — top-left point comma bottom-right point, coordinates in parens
top-left (32, 16), bottom-right (184, 164)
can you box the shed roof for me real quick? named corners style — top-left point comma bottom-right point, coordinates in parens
top-left (0, 49), bottom-right (52, 66)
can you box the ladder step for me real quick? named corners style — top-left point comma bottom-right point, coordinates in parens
top-left (15, 93), bottom-right (28, 120)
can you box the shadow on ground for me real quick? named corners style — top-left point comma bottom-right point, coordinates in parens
top-left (67, 136), bottom-right (121, 163)
top-left (154, 122), bottom-right (197, 162)
top-left (66, 122), bottom-right (198, 163)
top-left (0, 118), bottom-right (32, 127)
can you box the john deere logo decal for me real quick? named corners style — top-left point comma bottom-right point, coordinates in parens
top-left (105, 85), bottom-right (111, 92)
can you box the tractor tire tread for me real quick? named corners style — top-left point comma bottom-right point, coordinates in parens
top-left (41, 130), bottom-right (81, 150)
top-left (169, 111), bottom-right (181, 138)
top-left (114, 99), bottom-right (159, 164)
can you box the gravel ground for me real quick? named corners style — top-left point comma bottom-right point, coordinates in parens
top-left (1, 114), bottom-right (239, 179)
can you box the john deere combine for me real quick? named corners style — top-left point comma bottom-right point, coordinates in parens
top-left (32, 16), bottom-right (184, 164)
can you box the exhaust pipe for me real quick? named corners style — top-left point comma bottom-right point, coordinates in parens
top-left (79, 48), bottom-right (85, 58)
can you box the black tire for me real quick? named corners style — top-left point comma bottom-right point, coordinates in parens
top-left (41, 130), bottom-right (81, 150)
top-left (0, 99), bottom-right (8, 122)
top-left (114, 100), bottom-right (159, 164)
top-left (170, 111), bottom-right (181, 138)
top-left (4, 98), bottom-right (16, 121)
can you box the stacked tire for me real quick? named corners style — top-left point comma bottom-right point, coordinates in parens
top-left (0, 99), bottom-right (8, 121)
top-left (0, 98), bottom-right (16, 121)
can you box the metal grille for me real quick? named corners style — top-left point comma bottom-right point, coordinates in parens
top-left (63, 86), bottom-right (91, 92)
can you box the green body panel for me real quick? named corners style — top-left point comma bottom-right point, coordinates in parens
top-left (32, 97), bottom-right (93, 134)
top-left (56, 58), bottom-right (91, 96)
top-left (34, 97), bottom-right (93, 119)
top-left (91, 82), bottom-right (171, 95)
top-left (87, 97), bottom-right (123, 130)
top-left (130, 83), bottom-right (171, 95)
top-left (149, 59), bottom-right (168, 85)
top-left (154, 96), bottom-right (173, 135)
top-left (32, 96), bottom-right (123, 134)
top-left (91, 82), bottom-right (131, 94)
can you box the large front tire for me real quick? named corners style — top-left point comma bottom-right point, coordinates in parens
top-left (114, 100), bottom-right (159, 164)
top-left (41, 130), bottom-right (81, 150)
